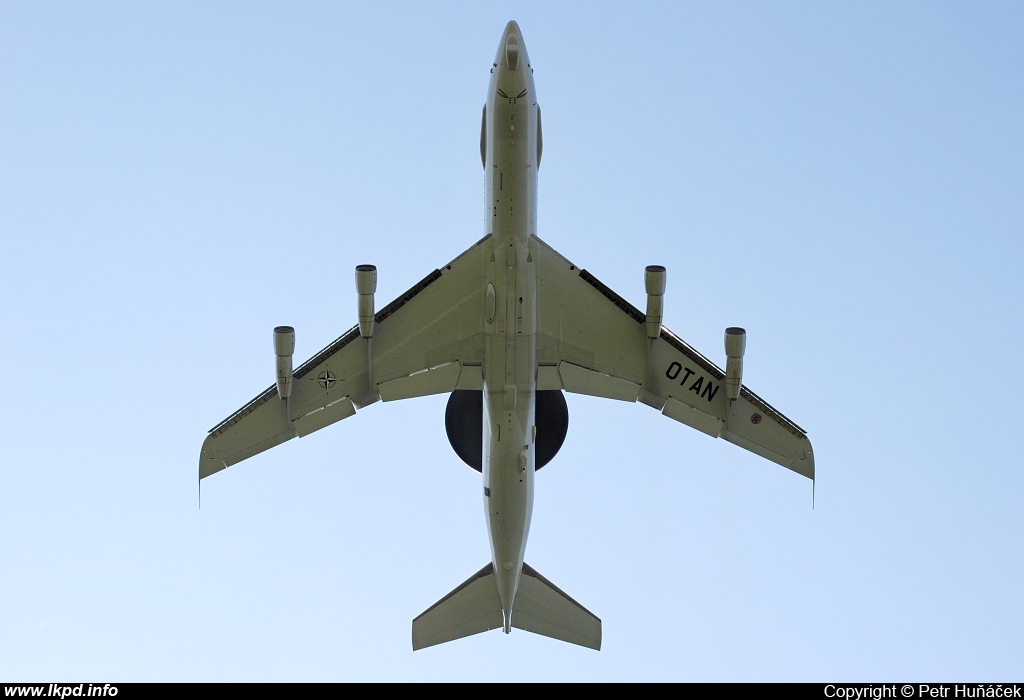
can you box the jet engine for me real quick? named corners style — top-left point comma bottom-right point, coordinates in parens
top-left (724, 326), bottom-right (746, 400)
top-left (274, 326), bottom-right (295, 400)
top-left (644, 265), bottom-right (666, 339)
top-left (355, 264), bottom-right (377, 338)
top-left (445, 390), bottom-right (568, 472)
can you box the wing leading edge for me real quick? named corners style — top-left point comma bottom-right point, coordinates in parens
top-left (531, 235), bottom-right (814, 479)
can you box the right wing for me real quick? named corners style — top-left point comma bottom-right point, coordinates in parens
top-left (199, 236), bottom-right (492, 479)
top-left (532, 235), bottom-right (814, 479)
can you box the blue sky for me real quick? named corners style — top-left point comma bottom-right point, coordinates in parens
top-left (1, 1), bottom-right (1022, 681)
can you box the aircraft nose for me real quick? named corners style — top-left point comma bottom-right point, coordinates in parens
top-left (497, 20), bottom-right (528, 72)
top-left (503, 20), bottom-right (521, 41)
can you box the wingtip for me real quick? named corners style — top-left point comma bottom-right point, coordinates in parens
top-left (199, 438), bottom-right (227, 480)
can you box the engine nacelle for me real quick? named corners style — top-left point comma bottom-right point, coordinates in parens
top-left (724, 327), bottom-right (746, 400)
top-left (356, 264), bottom-right (377, 338)
top-left (480, 104), bottom-right (487, 169)
top-left (645, 265), bottom-right (666, 339)
top-left (536, 104), bottom-right (543, 169)
top-left (274, 325), bottom-right (295, 400)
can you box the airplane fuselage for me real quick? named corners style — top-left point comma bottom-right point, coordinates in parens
top-left (481, 22), bottom-right (539, 629)
top-left (200, 18), bottom-right (809, 652)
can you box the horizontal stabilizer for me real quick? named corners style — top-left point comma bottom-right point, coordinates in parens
top-left (412, 563), bottom-right (503, 651)
top-left (512, 563), bottom-right (601, 650)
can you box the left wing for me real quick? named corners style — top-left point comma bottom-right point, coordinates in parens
top-left (531, 235), bottom-right (814, 479)
top-left (199, 235), bottom-right (492, 479)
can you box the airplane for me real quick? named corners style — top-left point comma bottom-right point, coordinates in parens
top-left (198, 20), bottom-right (814, 652)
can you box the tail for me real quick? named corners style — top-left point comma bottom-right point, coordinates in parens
top-left (512, 563), bottom-right (602, 650)
top-left (412, 562), bottom-right (601, 650)
top-left (412, 563), bottom-right (504, 651)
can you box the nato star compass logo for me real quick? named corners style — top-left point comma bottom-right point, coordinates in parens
top-left (316, 370), bottom-right (337, 389)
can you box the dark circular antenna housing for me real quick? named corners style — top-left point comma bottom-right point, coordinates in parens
top-left (445, 390), bottom-right (569, 472)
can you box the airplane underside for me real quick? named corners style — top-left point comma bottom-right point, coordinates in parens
top-left (198, 20), bottom-right (812, 653)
